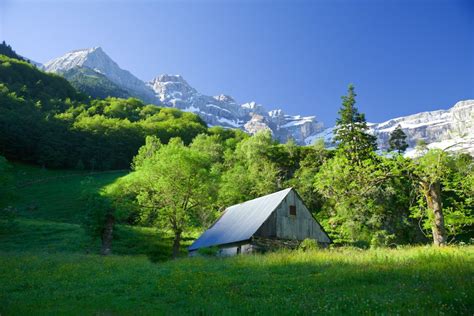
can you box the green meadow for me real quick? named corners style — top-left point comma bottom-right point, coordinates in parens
top-left (1, 164), bottom-right (473, 315)
top-left (1, 247), bottom-right (473, 315)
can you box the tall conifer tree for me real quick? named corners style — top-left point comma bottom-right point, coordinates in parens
top-left (334, 84), bottom-right (377, 164)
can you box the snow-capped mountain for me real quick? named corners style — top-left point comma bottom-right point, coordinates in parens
top-left (44, 47), bottom-right (156, 103)
top-left (147, 75), bottom-right (246, 128)
top-left (306, 100), bottom-right (474, 156)
top-left (43, 47), bottom-right (323, 143)
top-left (146, 74), bottom-right (323, 142)
top-left (42, 47), bottom-right (473, 153)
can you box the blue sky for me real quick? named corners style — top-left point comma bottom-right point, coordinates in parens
top-left (1, 0), bottom-right (473, 124)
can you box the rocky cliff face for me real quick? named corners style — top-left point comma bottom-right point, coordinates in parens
top-left (146, 74), bottom-right (324, 142)
top-left (372, 100), bottom-right (474, 156)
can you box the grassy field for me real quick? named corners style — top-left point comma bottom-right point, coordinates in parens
top-left (0, 163), bottom-right (195, 260)
top-left (0, 247), bottom-right (473, 314)
top-left (1, 163), bottom-right (473, 314)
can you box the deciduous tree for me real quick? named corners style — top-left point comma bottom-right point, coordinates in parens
top-left (132, 138), bottom-right (217, 258)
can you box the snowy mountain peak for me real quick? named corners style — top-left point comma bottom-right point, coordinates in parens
top-left (70, 46), bottom-right (102, 54)
top-left (44, 47), bottom-right (156, 103)
top-left (147, 74), bottom-right (197, 105)
top-left (44, 47), bottom-right (108, 72)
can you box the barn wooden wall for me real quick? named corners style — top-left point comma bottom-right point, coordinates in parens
top-left (274, 190), bottom-right (330, 243)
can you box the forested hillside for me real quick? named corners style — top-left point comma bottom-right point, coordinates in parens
top-left (0, 55), bottom-right (208, 169)
top-left (62, 66), bottom-right (131, 99)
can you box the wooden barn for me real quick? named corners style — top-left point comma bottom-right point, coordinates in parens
top-left (188, 188), bottom-right (331, 256)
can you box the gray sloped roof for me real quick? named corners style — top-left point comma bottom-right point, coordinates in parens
top-left (189, 188), bottom-right (292, 251)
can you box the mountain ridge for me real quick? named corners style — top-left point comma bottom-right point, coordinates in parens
top-left (43, 47), bottom-right (323, 143)
top-left (40, 47), bottom-right (473, 155)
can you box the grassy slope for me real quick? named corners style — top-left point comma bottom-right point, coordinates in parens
top-left (1, 163), bottom-right (473, 314)
top-left (0, 247), bottom-right (473, 315)
top-left (0, 164), bottom-right (194, 260)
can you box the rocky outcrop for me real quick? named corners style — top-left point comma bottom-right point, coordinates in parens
top-left (146, 74), bottom-right (324, 143)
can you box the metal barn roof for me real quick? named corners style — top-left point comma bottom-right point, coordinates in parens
top-left (189, 188), bottom-right (293, 251)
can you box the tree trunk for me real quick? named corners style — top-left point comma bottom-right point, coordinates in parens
top-left (172, 230), bottom-right (182, 259)
top-left (422, 180), bottom-right (447, 246)
top-left (100, 212), bottom-right (115, 255)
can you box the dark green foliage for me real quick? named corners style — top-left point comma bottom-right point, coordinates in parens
top-left (0, 41), bottom-right (26, 62)
top-left (0, 55), bottom-right (85, 105)
top-left (197, 246), bottom-right (219, 256)
top-left (334, 84), bottom-right (377, 164)
top-left (313, 86), bottom-right (422, 245)
top-left (218, 131), bottom-right (280, 206)
top-left (389, 125), bottom-right (409, 153)
top-left (81, 192), bottom-right (112, 239)
top-left (0, 55), bottom-right (207, 170)
top-left (62, 66), bottom-right (130, 99)
top-left (289, 140), bottom-right (332, 213)
top-left (410, 150), bottom-right (474, 243)
top-left (0, 155), bottom-right (12, 205)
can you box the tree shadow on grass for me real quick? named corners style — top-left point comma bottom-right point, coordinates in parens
top-left (113, 225), bottom-right (193, 262)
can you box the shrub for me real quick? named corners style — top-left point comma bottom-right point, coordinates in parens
top-left (197, 246), bottom-right (219, 256)
top-left (370, 230), bottom-right (396, 248)
top-left (298, 238), bottom-right (319, 252)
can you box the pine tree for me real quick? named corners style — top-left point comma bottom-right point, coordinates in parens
top-left (0, 41), bottom-right (26, 61)
top-left (388, 125), bottom-right (408, 153)
top-left (334, 84), bottom-right (377, 164)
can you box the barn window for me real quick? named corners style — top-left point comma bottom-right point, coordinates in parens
top-left (289, 205), bottom-right (296, 216)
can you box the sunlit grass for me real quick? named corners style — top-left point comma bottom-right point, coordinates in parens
top-left (0, 246), bottom-right (472, 315)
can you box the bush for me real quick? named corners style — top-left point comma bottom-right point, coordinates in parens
top-left (298, 238), bottom-right (319, 252)
top-left (197, 246), bottom-right (219, 256)
top-left (370, 230), bottom-right (396, 249)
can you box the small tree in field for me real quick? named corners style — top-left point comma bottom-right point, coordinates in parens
top-left (82, 192), bottom-right (115, 255)
top-left (81, 177), bottom-right (117, 255)
top-left (389, 125), bottom-right (409, 154)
